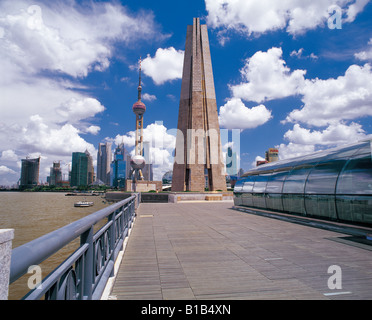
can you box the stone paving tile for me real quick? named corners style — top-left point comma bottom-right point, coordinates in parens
top-left (110, 202), bottom-right (372, 300)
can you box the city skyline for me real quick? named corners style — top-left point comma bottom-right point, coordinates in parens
top-left (1, 0), bottom-right (372, 186)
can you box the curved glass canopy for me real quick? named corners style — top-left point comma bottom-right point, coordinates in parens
top-left (234, 140), bottom-right (372, 225)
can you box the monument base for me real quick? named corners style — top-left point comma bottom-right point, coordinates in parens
top-left (125, 180), bottom-right (162, 192)
top-left (168, 192), bottom-right (233, 203)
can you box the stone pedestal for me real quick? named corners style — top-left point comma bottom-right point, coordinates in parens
top-left (0, 229), bottom-right (14, 300)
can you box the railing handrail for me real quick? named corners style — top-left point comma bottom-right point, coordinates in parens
top-left (9, 195), bottom-right (136, 299)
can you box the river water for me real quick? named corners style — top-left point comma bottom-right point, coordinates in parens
top-left (0, 192), bottom-right (111, 300)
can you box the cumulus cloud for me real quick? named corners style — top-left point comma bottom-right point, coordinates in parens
top-left (231, 47), bottom-right (306, 103)
top-left (276, 143), bottom-right (316, 160)
top-left (218, 47), bottom-right (303, 131)
top-left (284, 122), bottom-right (368, 146)
top-left (290, 48), bottom-right (318, 60)
top-left (223, 46), bottom-right (372, 139)
top-left (0, 114), bottom-right (98, 185)
top-left (277, 122), bottom-right (371, 162)
top-left (355, 38), bottom-right (372, 61)
top-left (56, 98), bottom-right (105, 123)
top-left (0, 166), bottom-right (17, 175)
top-left (0, 0), bottom-right (162, 185)
top-left (218, 98), bottom-right (272, 130)
top-left (205, 0), bottom-right (368, 41)
top-left (285, 63), bottom-right (372, 126)
top-left (344, 0), bottom-right (370, 22)
top-left (1, 150), bottom-right (18, 161)
top-left (142, 47), bottom-right (184, 85)
top-left (20, 115), bottom-right (96, 157)
top-left (224, 46), bottom-right (372, 163)
top-left (142, 93), bottom-right (157, 102)
top-left (0, 1), bottom-right (161, 78)
top-left (85, 126), bottom-right (101, 135)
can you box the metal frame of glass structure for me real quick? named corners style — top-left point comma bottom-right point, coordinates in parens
top-left (234, 140), bottom-right (372, 226)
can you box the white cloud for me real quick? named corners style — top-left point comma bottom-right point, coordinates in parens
top-left (355, 38), bottom-right (372, 61)
top-left (284, 122), bottom-right (368, 146)
top-left (0, 1), bottom-right (161, 78)
top-left (21, 115), bottom-right (96, 157)
top-left (285, 63), bottom-right (372, 126)
top-left (290, 48), bottom-right (318, 60)
top-left (56, 98), bottom-right (105, 123)
top-left (344, 0), bottom-right (370, 22)
top-left (1, 150), bottom-right (18, 161)
top-left (224, 46), bottom-right (372, 163)
top-left (142, 47), bottom-right (184, 85)
top-left (277, 121), bottom-right (371, 162)
top-left (231, 48), bottom-right (372, 129)
top-left (277, 142), bottom-right (316, 160)
top-left (290, 48), bottom-right (304, 58)
top-left (230, 47), bottom-right (306, 103)
top-left (0, 166), bottom-right (17, 175)
top-left (142, 93), bottom-right (157, 102)
top-left (0, 0), bottom-right (163, 185)
top-left (218, 98), bottom-right (272, 130)
top-left (205, 0), bottom-right (367, 40)
top-left (85, 126), bottom-right (101, 135)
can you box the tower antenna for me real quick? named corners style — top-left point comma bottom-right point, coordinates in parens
top-left (138, 57), bottom-right (142, 101)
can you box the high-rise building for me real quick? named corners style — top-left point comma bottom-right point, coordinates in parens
top-left (265, 148), bottom-right (279, 163)
top-left (20, 157), bottom-right (40, 189)
top-left (87, 150), bottom-right (94, 185)
top-left (97, 142), bottom-right (112, 185)
top-left (126, 154), bottom-right (132, 181)
top-left (172, 18), bottom-right (226, 192)
top-left (111, 143), bottom-right (127, 188)
top-left (142, 141), bottom-right (153, 181)
top-left (70, 150), bottom-right (94, 187)
top-left (49, 161), bottom-right (62, 186)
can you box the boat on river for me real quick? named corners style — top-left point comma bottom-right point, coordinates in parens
top-left (74, 201), bottom-right (94, 207)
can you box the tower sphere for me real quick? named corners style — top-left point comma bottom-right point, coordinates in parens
top-left (132, 100), bottom-right (146, 115)
top-left (130, 154), bottom-right (146, 170)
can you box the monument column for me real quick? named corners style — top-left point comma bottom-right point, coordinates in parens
top-left (172, 18), bottom-right (226, 192)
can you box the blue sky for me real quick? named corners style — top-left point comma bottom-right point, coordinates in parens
top-left (1, 0), bottom-right (372, 185)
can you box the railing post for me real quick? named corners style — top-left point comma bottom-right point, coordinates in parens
top-left (108, 210), bottom-right (116, 278)
top-left (0, 229), bottom-right (14, 300)
top-left (80, 227), bottom-right (93, 300)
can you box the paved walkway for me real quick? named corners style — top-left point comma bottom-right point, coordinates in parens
top-left (110, 201), bottom-right (372, 300)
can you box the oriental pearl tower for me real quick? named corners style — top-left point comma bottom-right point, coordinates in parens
top-left (130, 58), bottom-right (146, 187)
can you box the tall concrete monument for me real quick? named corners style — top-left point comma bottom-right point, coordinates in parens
top-left (172, 18), bottom-right (226, 192)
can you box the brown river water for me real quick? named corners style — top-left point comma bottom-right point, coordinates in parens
top-left (0, 192), bottom-right (111, 300)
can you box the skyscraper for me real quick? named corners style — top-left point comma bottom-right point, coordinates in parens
top-left (97, 142), bottom-right (112, 185)
top-left (142, 141), bottom-right (153, 181)
top-left (172, 18), bottom-right (226, 192)
top-left (20, 157), bottom-right (40, 189)
top-left (265, 148), bottom-right (279, 163)
top-left (49, 161), bottom-right (62, 186)
top-left (111, 143), bottom-right (127, 188)
top-left (70, 150), bottom-right (94, 187)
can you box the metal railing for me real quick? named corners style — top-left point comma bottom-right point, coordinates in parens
top-left (9, 195), bottom-right (136, 300)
